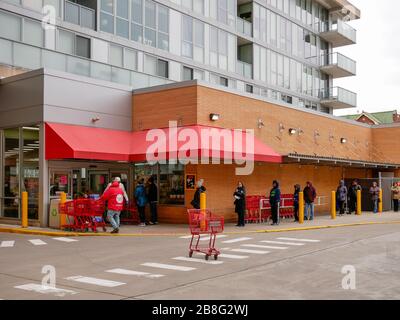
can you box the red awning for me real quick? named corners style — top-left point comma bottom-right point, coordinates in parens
top-left (45, 123), bottom-right (282, 163)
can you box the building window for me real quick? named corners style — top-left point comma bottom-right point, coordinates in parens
top-left (245, 84), bottom-right (253, 93)
top-left (183, 66), bottom-right (193, 81)
top-left (144, 54), bottom-right (168, 78)
top-left (23, 19), bottom-right (43, 47)
top-left (58, 30), bottom-right (91, 59)
top-left (1, 126), bottom-right (40, 220)
top-left (130, 0), bottom-right (169, 50)
top-left (109, 44), bottom-right (124, 67)
top-left (281, 94), bottom-right (293, 104)
top-left (182, 0), bottom-right (204, 15)
top-left (182, 15), bottom-right (204, 62)
top-left (159, 164), bottom-right (184, 205)
top-left (220, 76), bottom-right (228, 87)
top-left (209, 26), bottom-right (228, 70)
top-left (76, 35), bottom-right (91, 58)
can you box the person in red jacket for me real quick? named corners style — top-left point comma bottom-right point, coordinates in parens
top-left (101, 180), bottom-right (125, 234)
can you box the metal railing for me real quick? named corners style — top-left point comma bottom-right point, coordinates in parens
top-left (320, 19), bottom-right (356, 43)
top-left (236, 60), bottom-right (252, 79)
top-left (236, 17), bottom-right (252, 37)
top-left (64, 0), bottom-right (96, 30)
top-left (320, 87), bottom-right (357, 107)
top-left (320, 52), bottom-right (356, 74)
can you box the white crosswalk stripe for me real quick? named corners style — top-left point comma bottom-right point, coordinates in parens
top-left (199, 235), bottom-right (228, 241)
top-left (106, 269), bottom-right (164, 278)
top-left (141, 263), bottom-right (196, 272)
top-left (276, 237), bottom-right (320, 243)
top-left (260, 240), bottom-right (304, 246)
top-left (241, 244), bottom-right (288, 250)
top-left (0, 241), bottom-right (15, 248)
top-left (66, 276), bottom-right (125, 287)
top-left (218, 253), bottom-right (249, 259)
top-left (231, 248), bottom-right (270, 255)
top-left (172, 257), bottom-right (223, 265)
top-left (29, 239), bottom-right (47, 246)
top-left (222, 237), bottom-right (252, 244)
top-left (14, 283), bottom-right (78, 297)
top-left (53, 237), bottom-right (78, 243)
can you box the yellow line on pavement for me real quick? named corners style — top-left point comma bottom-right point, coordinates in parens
top-left (1, 220), bottom-right (400, 238)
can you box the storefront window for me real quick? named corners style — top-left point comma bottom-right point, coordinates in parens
top-left (2, 128), bottom-right (20, 218)
top-left (159, 164), bottom-right (184, 205)
top-left (22, 126), bottom-right (39, 220)
top-left (50, 171), bottom-right (71, 198)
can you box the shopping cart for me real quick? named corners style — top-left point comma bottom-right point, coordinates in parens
top-left (59, 199), bottom-right (107, 232)
top-left (187, 209), bottom-right (224, 261)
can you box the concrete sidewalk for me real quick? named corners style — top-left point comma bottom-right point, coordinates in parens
top-left (1, 211), bottom-right (400, 237)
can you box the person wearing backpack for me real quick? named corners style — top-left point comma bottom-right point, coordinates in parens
top-left (135, 178), bottom-right (148, 227)
top-left (101, 180), bottom-right (125, 234)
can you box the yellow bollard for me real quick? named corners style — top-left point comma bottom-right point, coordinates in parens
top-left (21, 192), bottom-right (28, 228)
top-left (331, 191), bottom-right (336, 219)
top-left (200, 192), bottom-right (207, 231)
top-left (378, 188), bottom-right (383, 214)
top-left (356, 189), bottom-right (362, 215)
top-left (298, 191), bottom-right (304, 224)
top-left (59, 192), bottom-right (67, 229)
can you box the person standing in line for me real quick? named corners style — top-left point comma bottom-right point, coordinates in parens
top-left (191, 179), bottom-right (206, 209)
top-left (101, 180), bottom-right (125, 234)
top-left (337, 180), bottom-right (348, 216)
top-left (303, 181), bottom-right (317, 221)
top-left (146, 176), bottom-right (158, 225)
top-left (234, 182), bottom-right (246, 227)
top-left (135, 178), bottom-right (148, 226)
top-left (348, 179), bottom-right (362, 215)
top-left (369, 181), bottom-right (380, 214)
top-left (293, 184), bottom-right (301, 222)
top-left (269, 180), bottom-right (281, 226)
top-left (391, 182), bottom-right (400, 212)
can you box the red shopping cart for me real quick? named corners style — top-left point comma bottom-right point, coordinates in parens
top-left (59, 199), bottom-right (106, 232)
top-left (187, 209), bottom-right (224, 261)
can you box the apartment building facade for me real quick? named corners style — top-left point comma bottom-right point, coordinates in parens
top-left (0, 0), bottom-right (359, 114)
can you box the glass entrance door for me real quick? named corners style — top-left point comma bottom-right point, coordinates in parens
top-left (49, 170), bottom-right (72, 199)
top-left (88, 171), bottom-right (109, 197)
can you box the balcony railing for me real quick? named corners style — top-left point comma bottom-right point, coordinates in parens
top-left (320, 19), bottom-right (356, 47)
top-left (64, 1), bottom-right (96, 30)
top-left (320, 52), bottom-right (356, 77)
top-left (236, 60), bottom-right (252, 79)
top-left (0, 37), bottom-right (173, 89)
top-left (320, 87), bottom-right (357, 108)
top-left (236, 17), bottom-right (252, 37)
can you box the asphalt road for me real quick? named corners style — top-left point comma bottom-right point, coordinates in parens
top-left (1, 223), bottom-right (400, 300)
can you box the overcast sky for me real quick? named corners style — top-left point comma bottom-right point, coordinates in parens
top-left (334, 0), bottom-right (400, 116)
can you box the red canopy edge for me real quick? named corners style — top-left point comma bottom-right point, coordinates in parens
top-left (45, 122), bottom-right (282, 163)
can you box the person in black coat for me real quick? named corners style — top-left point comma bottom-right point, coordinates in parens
top-left (293, 184), bottom-right (301, 222)
top-left (146, 176), bottom-right (158, 225)
top-left (234, 182), bottom-right (246, 227)
top-left (191, 179), bottom-right (206, 209)
top-left (269, 180), bottom-right (281, 226)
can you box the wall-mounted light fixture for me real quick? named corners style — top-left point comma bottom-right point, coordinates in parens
top-left (288, 128), bottom-right (297, 135)
top-left (258, 119), bottom-right (265, 129)
top-left (340, 138), bottom-right (347, 144)
top-left (92, 117), bottom-right (100, 123)
top-left (210, 113), bottom-right (220, 121)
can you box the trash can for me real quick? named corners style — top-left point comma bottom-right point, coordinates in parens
top-left (49, 199), bottom-right (61, 229)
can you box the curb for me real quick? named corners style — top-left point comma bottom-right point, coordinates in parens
top-left (1, 220), bottom-right (400, 238)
